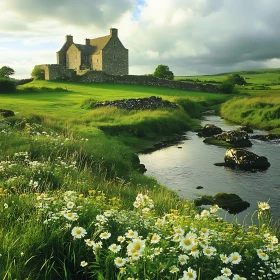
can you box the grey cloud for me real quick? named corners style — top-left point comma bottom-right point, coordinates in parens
top-left (6, 0), bottom-right (134, 28)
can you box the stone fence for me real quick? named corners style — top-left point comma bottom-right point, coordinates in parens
top-left (78, 71), bottom-right (222, 93)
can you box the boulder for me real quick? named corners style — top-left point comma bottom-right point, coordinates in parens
top-left (0, 109), bottom-right (15, 118)
top-left (197, 124), bottom-right (223, 137)
top-left (239, 126), bottom-right (253, 133)
top-left (251, 134), bottom-right (280, 141)
top-left (194, 193), bottom-right (250, 214)
top-left (204, 130), bottom-right (252, 147)
top-left (224, 148), bottom-right (270, 170)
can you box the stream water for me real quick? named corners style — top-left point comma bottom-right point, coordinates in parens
top-left (139, 115), bottom-right (280, 223)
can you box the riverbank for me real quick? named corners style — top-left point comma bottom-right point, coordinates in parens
top-left (1, 81), bottom-right (280, 279)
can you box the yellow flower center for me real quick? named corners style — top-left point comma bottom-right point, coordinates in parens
top-left (134, 243), bottom-right (141, 250)
top-left (76, 229), bottom-right (81, 234)
top-left (187, 272), bottom-right (193, 277)
top-left (233, 255), bottom-right (238, 260)
top-left (184, 239), bottom-right (191, 246)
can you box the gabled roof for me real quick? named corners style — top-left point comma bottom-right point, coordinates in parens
top-left (74, 44), bottom-right (95, 56)
top-left (89, 35), bottom-right (111, 55)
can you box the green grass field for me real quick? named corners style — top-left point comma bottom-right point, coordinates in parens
top-left (0, 76), bottom-right (280, 279)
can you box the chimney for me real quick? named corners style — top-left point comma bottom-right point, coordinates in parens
top-left (65, 35), bottom-right (73, 43)
top-left (85, 38), bottom-right (90, 45)
top-left (110, 28), bottom-right (118, 37)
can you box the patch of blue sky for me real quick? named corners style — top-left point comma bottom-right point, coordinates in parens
top-left (0, 40), bottom-right (59, 51)
top-left (132, 0), bottom-right (146, 20)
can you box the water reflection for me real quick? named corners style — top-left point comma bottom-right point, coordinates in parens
top-left (139, 115), bottom-right (280, 222)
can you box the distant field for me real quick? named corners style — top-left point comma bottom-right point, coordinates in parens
top-left (176, 68), bottom-right (280, 95)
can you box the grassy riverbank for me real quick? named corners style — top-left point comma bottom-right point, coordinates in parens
top-left (177, 69), bottom-right (280, 133)
top-left (0, 80), bottom-right (280, 279)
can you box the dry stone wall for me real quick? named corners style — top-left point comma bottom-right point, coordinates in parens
top-left (79, 71), bottom-right (222, 93)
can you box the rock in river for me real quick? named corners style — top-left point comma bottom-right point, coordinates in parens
top-left (195, 192), bottom-right (250, 214)
top-left (204, 130), bottom-right (252, 148)
top-left (224, 148), bottom-right (271, 170)
top-left (197, 124), bottom-right (223, 137)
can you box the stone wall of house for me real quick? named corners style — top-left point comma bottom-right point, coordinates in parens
top-left (102, 37), bottom-right (129, 75)
top-left (66, 45), bottom-right (81, 70)
top-left (38, 64), bottom-right (76, 81)
top-left (79, 71), bottom-right (222, 93)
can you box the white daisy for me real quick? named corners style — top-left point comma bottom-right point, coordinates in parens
top-left (109, 243), bottom-right (121, 253)
top-left (71, 227), bottom-right (87, 239)
top-left (125, 229), bottom-right (138, 239)
top-left (80, 261), bottom-right (88, 267)
top-left (150, 233), bottom-right (161, 244)
top-left (229, 252), bottom-right (242, 264)
top-left (99, 231), bottom-right (111, 239)
top-left (114, 257), bottom-right (126, 267)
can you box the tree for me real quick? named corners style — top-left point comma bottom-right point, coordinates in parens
top-left (227, 73), bottom-right (246, 85)
top-left (153, 65), bottom-right (174, 80)
top-left (0, 66), bottom-right (15, 78)
top-left (31, 66), bottom-right (45, 80)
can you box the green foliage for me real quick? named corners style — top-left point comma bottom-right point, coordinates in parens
top-left (0, 66), bottom-right (15, 78)
top-left (31, 66), bottom-right (45, 80)
top-left (153, 64), bottom-right (174, 80)
top-left (221, 96), bottom-right (280, 130)
top-left (220, 74), bottom-right (245, 94)
top-left (227, 74), bottom-right (246, 85)
top-left (0, 77), bottom-right (16, 93)
top-left (220, 80), bottom-right (236, 94)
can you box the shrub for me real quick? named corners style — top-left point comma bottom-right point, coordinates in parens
top-left (0, 66), bottom-right (15, 78)
top-left (31, 66), bottom-right (45, 80)
top-left (153, 65), bottom-right (174, 80)
top-left (0, 77), bottom-right (16, 93)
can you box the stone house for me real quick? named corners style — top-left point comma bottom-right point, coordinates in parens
top-left (56, 28), bottom-right (128, 75)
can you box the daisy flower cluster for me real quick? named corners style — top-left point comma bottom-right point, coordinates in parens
top-left (35, 190), bottom-right (280, 280)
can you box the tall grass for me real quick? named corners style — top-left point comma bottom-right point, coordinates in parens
top-left (221, 96), bottom-right (280, 130)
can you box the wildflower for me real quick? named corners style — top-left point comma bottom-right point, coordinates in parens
top-left (92, 241), bottom-right (102, 250)
top-left (154, 247), bottom-right (163, 255)
top-left (109, 243), bottom-right (121, 253)
top-left (170, 266), bottom-right (179, 273)
top-left (221, 267), bottom-right (232, 276)
top-left (174, 226), bottom-right (185, 236)
top-left (125, 229), bottom-right (138, 239)
top-left (203, 246), bottom-right (216, 257)
top-left (64, 212), bottom-right (78, 221)
top-left (66, 201), bottom-right (75, 209)
top-left (189, 245), bottom-right (200, 258)
top-left (142, 207), bottom-right (150, 214)
top-left (179, 267), bottom-right (197, 279)
top-left (155, 218), bottom-right (165, 227)
top-left (127, 238), bottom-right (145, 256)
top-left (200, 228), bottom-right (209, 236)
top-left (71, 227), bottom-right (87, 239)
top-left (133, 201), bottom-right (141, 208)
top-left (99, 231), bottom-right (111, 240)
top-left (178, 254), bottom-right (189, 265)
top-left (80, 261), bottom-right (88, 267)
top-left (114, 257), bottom-right (126, 267)
top-left (257, 249), bottom-right (269, 261)
top-left (4, 203), bottom-right (8, 209)
top-left (210, 204), bottom-right (220, 213)
top-left (200, 209), bottom-right (210, 217)
top-left (119, 267), bottom-right (126, 274)
top-left (103, 210), bottom-right (112, 217)
top-left (232, 275), bottom-right (247, 280)
top-left (229, 252), bottom-right (242, 264)
top-left (96, 214), bottom-right (107, 223)
top-left (117, 236), bottom-right (126, 243)
top-left (220, 254), bottom-right (229, 264)
top-left (20, 252), bottom-right (24, 256)
top-left (150, 233), bottom-right (161, 244)
top-left (258, 202), bottom-right (270, 211)
top-left (85, 239), bottom-right (94, 247)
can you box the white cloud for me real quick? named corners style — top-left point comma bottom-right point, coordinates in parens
top-left (1, 0), bottom-right (280, 78)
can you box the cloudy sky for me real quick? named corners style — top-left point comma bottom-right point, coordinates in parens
top-left (1, 0), bottom-right (280, 78)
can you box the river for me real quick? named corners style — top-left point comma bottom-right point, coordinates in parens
top-left (139, 115), bottom-right (280, 223)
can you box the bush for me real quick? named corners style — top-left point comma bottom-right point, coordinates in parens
top-left (153, 65), bottom-right (174, 80)
top-left (31, 66), bottom-right (45, 80)
top-left (0, 78), bottom-right (16, 93)
top-left (220, 81), bottom-right (235, 94)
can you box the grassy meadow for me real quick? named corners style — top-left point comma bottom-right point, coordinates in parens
top-left (0, 77), bottom-right (280, 279)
